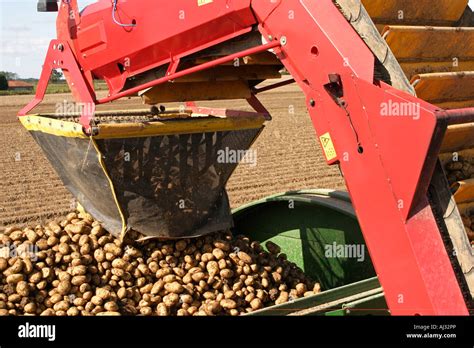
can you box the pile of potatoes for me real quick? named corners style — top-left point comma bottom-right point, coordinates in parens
top-left (460, 210), bottom-right (474, 246)
top-left (444, 154), bottom-right (474, 186)
top-left (442, 152), bottom-right (474, 246)
top-left (0, 212), bottom-right (321, 316)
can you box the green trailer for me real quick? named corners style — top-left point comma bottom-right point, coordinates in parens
top-left (232, 189), bottom-right (389, 316)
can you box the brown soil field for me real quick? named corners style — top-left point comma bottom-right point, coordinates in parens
top-left (0, 82), bottom-right (346, 227)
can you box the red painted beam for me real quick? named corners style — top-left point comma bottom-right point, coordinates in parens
top-left (97, 40), bottom-right (281, 104)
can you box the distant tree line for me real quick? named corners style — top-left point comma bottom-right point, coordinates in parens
top-left (0, 71), bottom-right (19, 80)
top-left (0, 71), bottom-right (18, 90)
top-left (0, 74), bottom-right (7, 90)
top-left (0, 70), bottom-right (64, 90)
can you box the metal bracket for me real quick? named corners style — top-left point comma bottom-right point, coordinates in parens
top-left (324, 73), bottom-right (345, 107)
top-left (18, 40), bottom-right (96, 134)
top-left (324, 74), bottom-right (362, 151)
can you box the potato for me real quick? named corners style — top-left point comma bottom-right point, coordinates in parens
top-left (212, 248), bottom-right (225, 260)
top-left (180, 294), bottom-right (193, 304)
top-left (40, 308), bottom-right (55, 316)
top-left (205, 301), bottom-right (222, 315)
top-left (8, 294), bottom-right (21, 303)
top-left (57, 280), bottom-right (71, 295)
top-left (10, 231), bottom-right (23, 241)
top-left (53, 301), bottom-right (69, 312)
top-left (65, 224), bottom-right (85, 235)
top-left (24, 302), bottom-right (37, 314)
top-left (47, 236), bottom-right (59, 247)
top-left (250, 298), bottom-right (263, 310)
top-left (237, 252), bottom-right (252, 264)
top-left (140, 306), bottom-right (153, 316)
top-left (201, 253), bottom-right (214, 263)
top-left (91, 296), bottom-right (103, 306)
top-left (5, 259), bottom-right (23, 275)
top-left (67, 307), bottom-right (80, 316)
top-left (6, 274), bottom-right (24, 284)
top-left (49, 293), bottom-right (62, 304)
top-left (94, 249), bottom-right (105, 263)
top-left (164, 282), bottom-right (184, 294)
top-left (96, 288), bottom-right (111, 300)
top-left (163, 293), bottom-right (179, 307)
top-left (0, 258), bottom-right (8, 272)
top-left (71, 276), bottom-right (87, 286)
top-left (220, 269), bottom-right (234, 279)
top-left (36, 281), bottom-right (47, 290)
top-left (104, 301), bottom-right (119, 312)
top-left (1, 213), bottom-right (318, 317)
top-left (313, 283), bottom-right (321, 294)
top-left (275, 291), bottom-right (289, 305)
top-left (111, 258), bottom-right (128, 270)
top-left (41, 268), bottom-right (52, 279)
top-left (29, 268), bottom-right (43, 282)
top-left (16, 281), bottom-right (30, 297)
top-left (206, 261), bottom-right (219, 276)
top-left (96, 311), bottom-right (121, 316)
top-left (265, 241), bottom-right (281, 255)
top-left (271, 271), bottom-right (282, 283)
top-left (153, 269), bottom-right (168, 281)
top-left (22, 258), bottom-right (33, 275)
top-left (103, 243), bottom-right (121, 256)
top-left (162, 274), bottom-right (177, 284)
top-left (175, 240), bottom-right (187, 252)
top-left (214, 240), bottom-right (230, 252)
top-left (156, 303), bottom-right (169, 316)
top-left (25, 230), bottom-right (38, 244)
top-left (220, 299), bottom-right (237, 310)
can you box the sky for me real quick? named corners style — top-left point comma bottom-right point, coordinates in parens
top-left (0, 0), bottom-right (97, 78)
top-left (0, 0), bottom-right (473, 79)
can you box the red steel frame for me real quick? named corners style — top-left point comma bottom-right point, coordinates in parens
top-left (19, 0), bottom-right (474, 315)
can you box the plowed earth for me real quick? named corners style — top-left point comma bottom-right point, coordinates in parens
top-left (0, 82), bottom-right (345, 227)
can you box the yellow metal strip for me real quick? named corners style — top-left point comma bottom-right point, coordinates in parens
top-left (441, 125), bottom-right (474, 155)
top-left (90, 138), bottom-right (127, 240)
top-left (399, 60), bottom-right (474, 80)
top-left (19, 114), bottom-right (266, 140)
top-left (141, 80), bottom-right (252, 105)
top-left (362, 0), bottom-right (469, 25)
top-left (19, 115), bottom-right (87, 138)
top-left (411, 71), bottom-right (474, 108)
top-left (95, 115), bottom-right (267, 139)
top-left (76, 202), bottom-right (86, 214)
top-left (458, 202), bottom-right (474, 216)
top-left (383, 26), bottom-right (474, 62)
top-left (37, 109), bottom-right (192, 118)
top-left (433, 100), bottom-right (474, 110)
top-left (453, 179), bottom-right (474, 204)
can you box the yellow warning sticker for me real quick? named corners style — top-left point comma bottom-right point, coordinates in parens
top-left (320, 132), bottom-right (337, 161)
top-left (198, 0), bottom-right (213, 6)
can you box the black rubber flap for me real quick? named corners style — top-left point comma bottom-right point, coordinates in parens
top-left (29, 128), bottom-right (262, 239)
top-left (29, 132), bottom-right (124, 234)
top-left (95, 129), bottom-right (261, 238)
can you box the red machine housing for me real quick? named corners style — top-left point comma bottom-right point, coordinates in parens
top-left (19, 0), bottom-right (474, 315)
